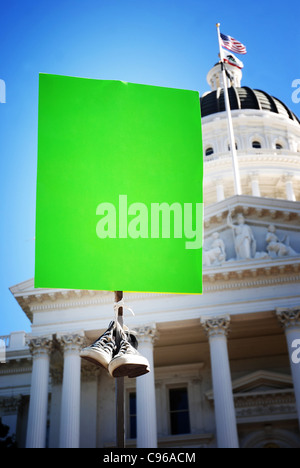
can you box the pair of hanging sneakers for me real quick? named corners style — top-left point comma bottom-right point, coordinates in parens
top-left (80, 321), bottom-right (150, 378)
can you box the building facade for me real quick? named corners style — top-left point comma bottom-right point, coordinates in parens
top-left (1, 63), bottom-right (300, 448)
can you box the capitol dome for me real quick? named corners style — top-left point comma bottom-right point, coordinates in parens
top-left (201, 85), bottom-right (300, 124)
top-left (200, 62), bottom-right (300, 205)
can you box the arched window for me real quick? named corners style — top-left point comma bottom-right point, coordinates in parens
top-left (228, 142), bottom-right (238, 151)
top-left (276, 143), bottom-right (283, 150)
top-left (205, 147), bottom-right (214, 156)
top-left (252, 141), bottom-right (261, 149)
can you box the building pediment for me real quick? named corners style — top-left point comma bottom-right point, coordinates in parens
top-left (9, 278), bottom-right (115, 322)
top-left (9, 278), bottom-right (168, 323)
top-left (231, 370), bottom-right (293, 394)
top-left (206, 370), bottom-right (296, 424)
top-left (203, 195), bottom-right (300, 279)
top-left (206, 370), bottom-right (293, 400)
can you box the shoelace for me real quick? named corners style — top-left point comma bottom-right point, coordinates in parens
top-left (115, 329), bottom-right (137, 357)
top-left (91, 329), bottom-right (115, 353)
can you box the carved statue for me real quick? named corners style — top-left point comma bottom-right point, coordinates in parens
top-left (227, 211), bottom-right (256, 260)
top-left (203, 232), bottom-right (226, 267)
top-left (266, 225), bottom-right (298, 257)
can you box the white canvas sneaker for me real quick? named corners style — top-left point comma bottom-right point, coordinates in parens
top-left (80, 321), bottom-right (116, 369)
top-left (108, 324), bottom-right (150, 378)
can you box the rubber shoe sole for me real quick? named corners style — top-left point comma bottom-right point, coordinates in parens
top-left (108, 354), bottom-right (150, 378)
top-left (80, 347), bottom-right (111, 370)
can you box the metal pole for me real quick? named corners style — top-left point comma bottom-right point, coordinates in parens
top-left (114, 290), bottom-right (125, 448)
top-left (216, 23), bottom-right (242, 196)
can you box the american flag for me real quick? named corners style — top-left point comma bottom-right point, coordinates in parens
top-left (220, 33), bottom-right (247, 55)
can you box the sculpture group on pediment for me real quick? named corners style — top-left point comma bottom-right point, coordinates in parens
top-left (227, 211), bottom-right (256, 261)
top-left (203, 211), bottom-right (299, 268)
top-left (203, 232), bottom-right (226, 267)
top-left (266, 225), bottom-right (298, 258)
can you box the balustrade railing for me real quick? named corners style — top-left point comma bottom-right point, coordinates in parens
top-left (204, 148), bottom-right (300, 162)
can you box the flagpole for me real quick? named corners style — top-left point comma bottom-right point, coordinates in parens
top-left (115, 290), bottom-right (125, 448)
top-left (216, 23), bottom-right (242, 196)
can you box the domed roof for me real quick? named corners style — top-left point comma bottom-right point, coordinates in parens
top-left (200, 86), bottom-right (300, 124)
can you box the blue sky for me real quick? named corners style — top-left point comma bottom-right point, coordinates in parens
top-left (1, 0), bottom-right (299, 335)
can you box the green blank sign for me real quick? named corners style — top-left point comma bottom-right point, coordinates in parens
top-left (35, 74), bottom-right (203, 294)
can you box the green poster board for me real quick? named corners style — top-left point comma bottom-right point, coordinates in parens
top-left (35, 74), bottom-right (203, 294)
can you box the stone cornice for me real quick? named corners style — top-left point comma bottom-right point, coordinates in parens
top-left (203, 195), bottom-right (300, 227)
top-left (10, 282), bottom-right (172, 322)
top-left (235, 389), bottom-right (296, 423)
top-left (204, 153), bottom-right (300, 168)
top-left (206, 387), bottom-right (294, 402)
top-left (203, 273), bottom-right (300, 292)
top-left (9, 271), bottom-right (300, 317)
top-left (0, 365), bottom-right (32, 376)
top-left (203, 258), bottom-right (300, 284)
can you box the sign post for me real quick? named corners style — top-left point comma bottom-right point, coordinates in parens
top-left (35, 74), bottom-right (204, 448)
top-left (114, 290), bottom-right (125, 448)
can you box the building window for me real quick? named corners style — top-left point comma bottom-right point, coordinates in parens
top-left (276, 143), bottom-right (283, 150)
top-left (252, 141), bottom-right (261, 149)
top-left (169, 387), bottom-right (190, 435)
top-left (128, 392), bottom-right (137, 439)
top-left (228, 142), bottom-right (238, 151)
top-left (205, 147), bottom-right (214, 156)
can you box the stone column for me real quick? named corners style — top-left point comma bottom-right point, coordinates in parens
top-left (283, 174), bottom-right (296, 202)
top-left (57, 332), bottom-right (85, 448)
top-left (276, 307), bottom-right (300, 428)
top-left (134, 325), bottom-right (158, 448)
top-left (201, 316), bottom-right (239, 448)
top-left (249, 172), bottom-right (261, 197)
top-left (215, 177), bottom-right (225, 202)
top-left (26, 336), bottom-right (52, 448)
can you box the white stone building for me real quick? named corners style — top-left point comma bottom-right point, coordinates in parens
top-left (1, 63), bottom-right (300, 448)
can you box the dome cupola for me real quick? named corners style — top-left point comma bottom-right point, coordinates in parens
top-left (201, 62), bottom-right (299, 125)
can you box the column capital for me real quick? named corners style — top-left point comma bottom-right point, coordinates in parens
top-left (213, 176), bottom-right (224, 184)
top-left (133, 324), bottom-right (158, 344)
top-left (249, 171), bottom-right (260, 180)
top-left (276, 307), bottom-right (300, 330)
top-left (57, 332), bottom-right (86, 353)
top-left (26, 335), bottom-right (53, 357)
top-left (282, 172), bottom-right (294, 183)
top-left (201, 315), bottom-right (230, 338)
